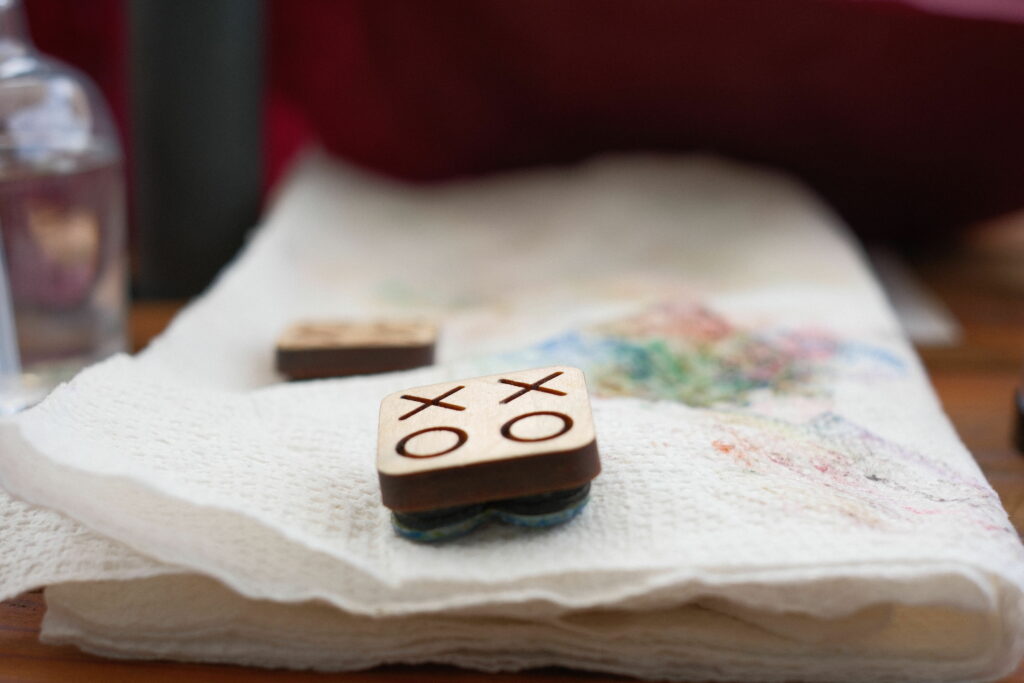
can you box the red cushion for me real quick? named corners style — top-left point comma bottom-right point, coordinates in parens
top-left (269, 0), bottom-right (1024, 238)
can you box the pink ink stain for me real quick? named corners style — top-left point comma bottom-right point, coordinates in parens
top-left (711, 440), bottom-right (734, 454)
top-left (903, 505), bottom-right (942, 515)
top-left (712, 439), bottom-right (754, 467)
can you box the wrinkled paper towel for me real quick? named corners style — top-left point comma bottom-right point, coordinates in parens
top-left (1, 154), bottom-right (1022, 682)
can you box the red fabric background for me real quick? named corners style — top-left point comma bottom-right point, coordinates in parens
top-left (268, 0), bottom-right (1024, 239)
top-left (23, 0), bottom-right (1024, 239)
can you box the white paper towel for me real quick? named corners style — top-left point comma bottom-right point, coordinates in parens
top-left (0, 153), bottom-right (1021, 681)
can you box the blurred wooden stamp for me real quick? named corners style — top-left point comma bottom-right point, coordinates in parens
top-left (276, 320), bottom-right (436, 380)
top-left (377, 365), bottom-right (601, 541)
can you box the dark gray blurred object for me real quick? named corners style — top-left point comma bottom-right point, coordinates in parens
top-left (131, 0), bottom-right (263, 298)
top-left (1016, 387), bottom-right (1024, 454)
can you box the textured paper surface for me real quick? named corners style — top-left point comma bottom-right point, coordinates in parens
top-left (1, 153), bottom-right (1022, 681)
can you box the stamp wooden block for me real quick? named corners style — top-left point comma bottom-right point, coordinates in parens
top-left (377, 365), bottom-right (601, 517)
top-left (276, 320), bottom-right (436, 380)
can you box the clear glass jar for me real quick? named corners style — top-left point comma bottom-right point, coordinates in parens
top-left (0, 0), bottom-right (126, 415)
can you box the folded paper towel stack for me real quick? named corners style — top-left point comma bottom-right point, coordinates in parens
top-left (1, 154), bottom-right (1022, 682)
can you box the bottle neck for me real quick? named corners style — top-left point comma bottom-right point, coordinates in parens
top-left (0, 0), bottom-right (32, 62)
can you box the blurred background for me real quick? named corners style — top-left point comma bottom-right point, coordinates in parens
top-left (20, 0), bottom-right (1024, 298)
top-left (5, 3), bottom-right (1024, 678)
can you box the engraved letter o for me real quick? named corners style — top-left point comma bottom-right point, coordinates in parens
top-left (395, 427), bottom-right (468, 458)
top-left (500, 411), bottom-right (574, 443)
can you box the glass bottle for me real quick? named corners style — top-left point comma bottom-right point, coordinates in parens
top-left (0, 0), bottom-right (126, 414)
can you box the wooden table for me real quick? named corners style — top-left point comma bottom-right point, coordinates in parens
top-left (2, 253), bottom-right (1022, 682)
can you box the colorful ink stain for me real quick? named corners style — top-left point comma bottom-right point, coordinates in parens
top-left (511, 301), bottom-right (902, 408)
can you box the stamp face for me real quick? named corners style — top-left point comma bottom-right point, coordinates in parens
top-left (377, 366), bottom-right (600, 512)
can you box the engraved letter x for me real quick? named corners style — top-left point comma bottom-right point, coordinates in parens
top-left (499, 371), bottom-right (567, 404)
top-left (399, 385), bottom-right (466, 420)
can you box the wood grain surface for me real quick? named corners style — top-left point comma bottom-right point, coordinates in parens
top-left (276, 320), bottom-right (437, 380)
top-left (378, 366), bottom-right (600, 511)
top-left (3, 250), bottom-right (1023, 681)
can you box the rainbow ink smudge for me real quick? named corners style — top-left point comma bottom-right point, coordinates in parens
top-left (512, 301), bottom-right (904, 408)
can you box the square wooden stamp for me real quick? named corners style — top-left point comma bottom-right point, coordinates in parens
top-left (377, 366), bottom-right (600, 539)
top-left (276, 320), bottom-right (436, 380)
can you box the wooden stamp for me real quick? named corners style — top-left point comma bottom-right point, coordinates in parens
top-left (377, 366), bottom-right (601, 540)
top-left (276, 320), bottom-right (436, 380)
